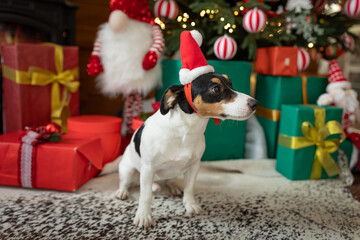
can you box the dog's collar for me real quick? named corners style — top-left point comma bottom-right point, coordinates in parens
top-left (184, 83), bottom-right (220, 125)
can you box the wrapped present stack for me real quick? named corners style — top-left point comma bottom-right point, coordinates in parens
top-left (254, 46), bottom-right (329, 158)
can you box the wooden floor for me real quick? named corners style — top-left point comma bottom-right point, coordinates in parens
top-left (348, 172), bottom-right (360, 201)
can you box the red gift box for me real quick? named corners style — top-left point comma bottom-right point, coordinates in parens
top-left (0, 131), bottom-right (103, 191)
top-left (67, 115), bottom-right (122, 165)
top-left (1, 43), bottom-right (80, 133)
top-left (255, 46), bottom-right (298, 76)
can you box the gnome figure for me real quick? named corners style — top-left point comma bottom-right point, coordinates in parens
top-left (87, 0), bottom-right (164, 135)
top-left (317, 60), bottom-right (360, 168)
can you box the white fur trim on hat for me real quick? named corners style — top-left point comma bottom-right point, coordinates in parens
top-left (179, 65), bottom-right (215, 85)
top-left (326, 81), bottom-right (351, 92)
top-left (190, 30), bottom-right (202, 47)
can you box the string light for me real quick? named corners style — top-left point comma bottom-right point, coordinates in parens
top-left (229, 29), bottom-right (234, 33)
top-left (234, 11), bottom-right (239, 16)
top-left (308, 42), bottom-right (314, 48)
top-left (220, 17), bottom-right (225, 21)
top-left (183, 17), bottom-right (188, 22)
top-left (215, 9), bottom-right (219, 13)
top-left (206, 9), bottom-right (210, 14)
top-left (177, 16), bottom-right (182, 22)
top-left (160, 23), bottom-right (165, 30)
top-left (277, 22), bottom-right (282, 27)
top-left (232, 24), bottom-right (236, 29)
top-left (154, 17), bottom-right (161, 24)
top-left (240, 6), bottom-right (244, 11)
top-left (183, 13), bottom-right (189, 18)
top-left (209, 14), bottom-right (214, 19)
top-left (269, 34), bottom-right (273, 37)
top-left (182, 24), bottom-right (187, 29)
top-left (191, 22), bottom-right (195, 26)
top-left (211, 10), bottom-right (215, 14)
top-left (200, 10), bottom-right (206, 17)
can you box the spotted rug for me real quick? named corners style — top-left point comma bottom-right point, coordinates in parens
top-left (1, 159), bottom-right (360, 240)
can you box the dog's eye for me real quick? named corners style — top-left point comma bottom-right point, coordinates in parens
top-left (211, 86), bottom-right (221, 94)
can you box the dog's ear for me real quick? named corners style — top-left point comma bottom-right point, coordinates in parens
top-left (160, 85), bottom-right (183, 115)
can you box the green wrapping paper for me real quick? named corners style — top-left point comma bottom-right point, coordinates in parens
top-left (276, 105), bottom-right (344, 180)
top-left (255, 74), bottom-right (328, 158)
top-left (156, 59), bottom-right (251, 161)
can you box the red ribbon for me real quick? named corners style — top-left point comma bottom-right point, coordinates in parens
top-left (184, 83), bottom-right (220, 125)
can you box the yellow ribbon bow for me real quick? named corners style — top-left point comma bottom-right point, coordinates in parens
top-left (278, 106), bottom-right (346, 179)
top-left (2, 43), bottom-right (79, 132)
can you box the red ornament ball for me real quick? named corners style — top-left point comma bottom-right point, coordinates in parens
top-left (312, 0), bottom-right (326, 14)
top-left (45, 123), bottom-right (62, 134)
top-left (153, 0), bottom-right (178, 20)
top-left (324, 43), bottom-right (344, 60)
top-left (142, 51), bottom-right (158, 70)
top-left (344, 0), bottom-right (360, 18)
top-left (243, 8), bottom-right (267, 33)
top-left (214, 35), bottom-right (237, 60)
top-left (297, 48), bottom-right (310, 72)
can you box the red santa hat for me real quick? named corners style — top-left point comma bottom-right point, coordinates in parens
top-left (110, 0), bottom-right (154, 24)
top-left (327, 60), bottom-right (351, 92)
top-left (179, 30), bottom-right (214, 85)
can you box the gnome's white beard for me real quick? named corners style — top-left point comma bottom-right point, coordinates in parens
top-left (333, 88), bottom-right (359, 115)
top-left (96, 20), bottom-right (162, 97)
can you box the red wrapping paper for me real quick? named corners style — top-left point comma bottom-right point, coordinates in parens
top-left (1, 43), bottom-right (79, 133)
top-left (255, 46), bottom-right (298, 76)
top-left (0, 131), bottom-right (103, 191)
top-left (67, 115), bottom-right (122, 165)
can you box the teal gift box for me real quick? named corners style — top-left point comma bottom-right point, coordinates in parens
top-left (255, 74), bottom-right (328, 158)
top-left (276, 105), bottom-right (346, 180)
top-left (156, 59), bottom-right (251, 161)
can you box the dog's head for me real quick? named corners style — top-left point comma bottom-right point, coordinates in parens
top-left (160, 72), bottom-right (258, 121)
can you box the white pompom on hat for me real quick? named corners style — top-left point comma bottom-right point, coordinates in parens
top-left (179, 30), bottom-right (214, 85)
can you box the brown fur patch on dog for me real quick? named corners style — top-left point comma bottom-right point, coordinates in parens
top-left (164, 90), bottom-right (176, 110)
top-left (193, 95), bottom-right (236, 117)
top-left (222, 74), bottom-right (229, 80)
top-left (211, 78), bottom-right (222, 85)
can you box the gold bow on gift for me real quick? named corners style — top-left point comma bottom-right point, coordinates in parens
top-left (2, 43), bottom-right (79, 132)
top-left (278, 106), bottom-right (346, 179)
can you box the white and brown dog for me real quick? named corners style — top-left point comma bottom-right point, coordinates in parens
top-left (115, 72), bottom-right (258, 228)
top-left (113, 30), bottom-right (258, 229)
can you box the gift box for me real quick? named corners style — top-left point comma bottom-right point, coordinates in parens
top-left (156, 59), bottom-right (251, 161)
top-left (255, 47), bottom-right (298, 76)
top-left (0, 131), bottom-right (103, 191)
top-left (276, 105), bottom-right (345, 180)
top-left (2, 43), bottom-right (80, 133)
top-left (67, 115), bottom-right (122, 166)
top-left (255, 74), bottom-right (328, 158)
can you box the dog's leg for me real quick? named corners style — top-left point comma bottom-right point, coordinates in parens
top-left (134, 166), bottom-right (154, 229)
top-left (115, 159), bottom-right (138, 200)
top-left (183, 160), bottom-right (202, 214)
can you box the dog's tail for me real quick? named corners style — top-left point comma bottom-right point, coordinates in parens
top-left (98, 155), bottom-right (122, 176)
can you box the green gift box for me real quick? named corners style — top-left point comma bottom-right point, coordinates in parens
top-left (156, 59), bottom-right (251, 161)
top-left (255, 74), bottom-right (328, 158)
top-left (276, 104), bottom-right (346, 180)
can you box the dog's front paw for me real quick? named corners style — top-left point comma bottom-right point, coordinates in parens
top-left (184, 201), bottom-right (202, 214)
top-left (134, 209), bottom-right (152, 229)
top-left (115, 188), bottom-right (129, 200)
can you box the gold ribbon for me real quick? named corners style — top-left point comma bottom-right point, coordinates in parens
top-left (278, 105), bottom-right (346, 179)
top-left (255, 75), bottom-right (309, 121)
top-left (2, 43), bottom-right (79, 132)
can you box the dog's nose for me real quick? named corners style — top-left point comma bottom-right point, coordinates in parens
top-left (248, 98), bottom-right (259, 111)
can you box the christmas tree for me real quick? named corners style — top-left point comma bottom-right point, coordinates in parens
top-left (150, 0), bottom-right (360, 61)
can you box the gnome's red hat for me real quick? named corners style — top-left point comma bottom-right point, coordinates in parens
top-left (110, 0), bottom-right (154, 24)
top-left (179, 30), bottom-right (214, 85)
top-left (327, 60), bottom-right (351, 92)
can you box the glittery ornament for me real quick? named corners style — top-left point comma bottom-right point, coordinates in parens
top-left (87, 55), bottom-right (103, 77)
top-left (142, 51), bottom-right (158, 70)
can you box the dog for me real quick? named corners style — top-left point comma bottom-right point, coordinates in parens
top-left (115, 72), bottom-right (258, 229)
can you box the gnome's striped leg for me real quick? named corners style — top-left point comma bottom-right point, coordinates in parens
top-left (134, 91), bottom-right (143, 116)
top-left (124, 94), bottom-right (135, 135)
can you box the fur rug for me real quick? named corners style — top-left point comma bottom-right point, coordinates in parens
top-left (1, 159), bottom-right (360, 240)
